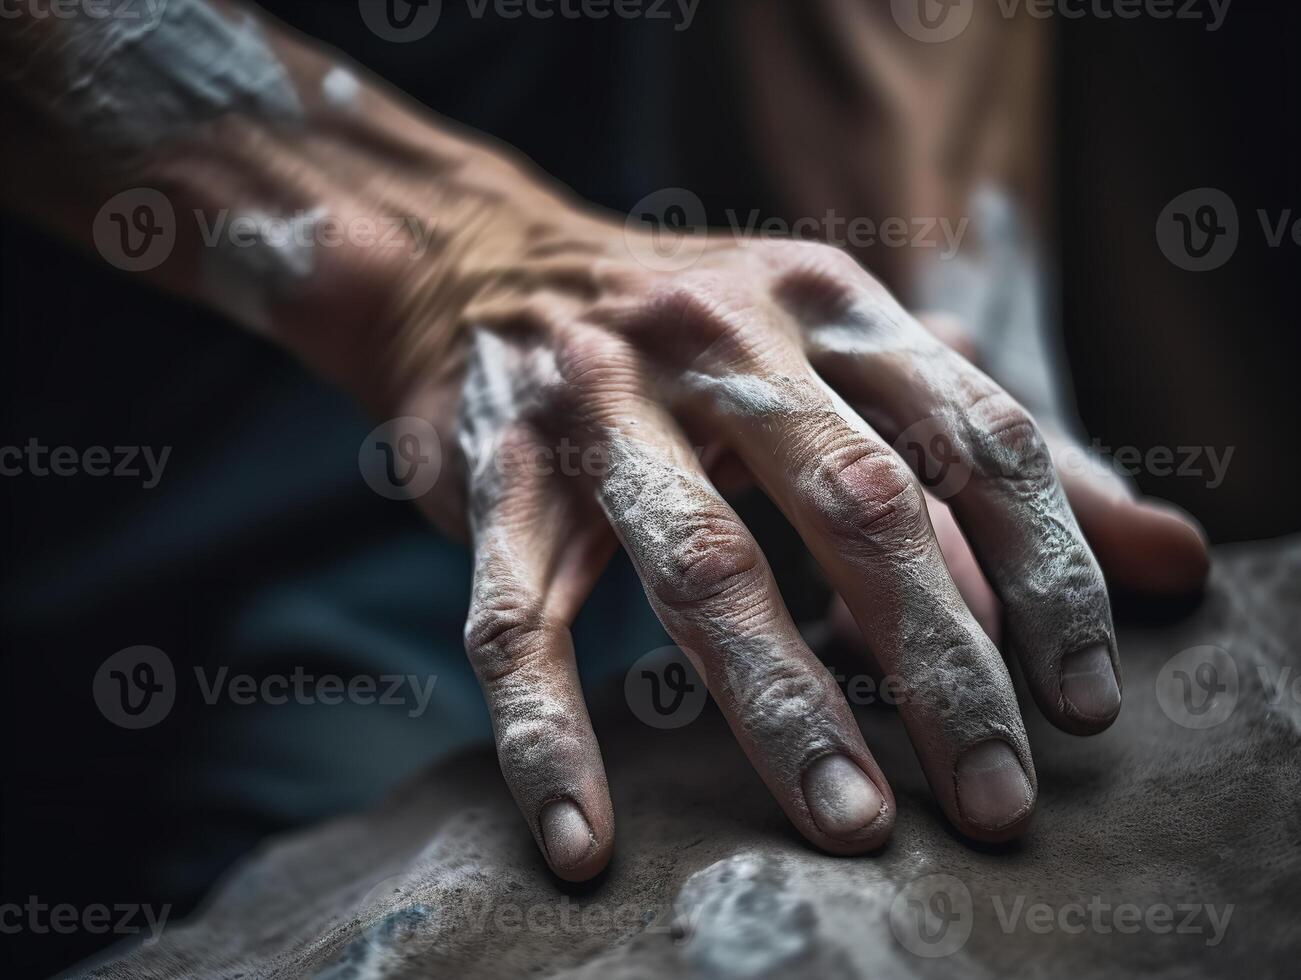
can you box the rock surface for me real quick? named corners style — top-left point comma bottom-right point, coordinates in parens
top-left (83, 540), bottom-right (1301, 979)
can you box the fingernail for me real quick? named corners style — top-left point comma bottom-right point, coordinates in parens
top-left (802, 754), bottom-right (884, 839)
top-left (1060, 643), bottom-right (1122, 721)
top-left (955, 740), bottom-right (1033, 831)
top-left (540, 799), bottom-right (594, 871)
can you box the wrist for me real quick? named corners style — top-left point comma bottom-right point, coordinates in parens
top-left (144, 66), bottom-right (579, 413)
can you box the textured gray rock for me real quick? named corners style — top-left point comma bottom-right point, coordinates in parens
top-left (82, 540), bottom-right (1301, 979)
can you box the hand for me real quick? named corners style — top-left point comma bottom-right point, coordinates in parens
top-left (0, 6), bottom-right (1147, 878)
top-left (0, 5), bottom-right (1150, 869)
top-left (289, 148), bottom-right (1155, 879)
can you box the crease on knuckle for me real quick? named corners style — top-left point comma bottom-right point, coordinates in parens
top-left (632, 278), bottom-right (769, 370)
top-left (898, 635), bottom-right (1013, 723)
top-left (650, 512), bottom-right (763, 609)
top-left (1007, 541), bottom-right (1110, 631)
top-left (554, 331), bottom-right (638, 404)
top-left (810, 441), bottom-right (929, 554)
top-left (464, 599), bottom-right (552, 685)
top-left (729, 654), bottom-right (841, 744)
top-left (494, 695), bottom-right (581, 777)
top-left (963, 391), bottom-right (1053, 489)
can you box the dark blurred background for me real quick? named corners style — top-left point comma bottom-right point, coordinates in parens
top-left (2, 1), bottom-right (1297, 976)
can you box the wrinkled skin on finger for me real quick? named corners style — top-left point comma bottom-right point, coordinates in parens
top-left (370, 217), bottom-right (1148, 877)
top-left (819, 314), bottom-right (1209, 655)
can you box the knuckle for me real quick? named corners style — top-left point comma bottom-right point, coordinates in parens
top-left (809, 440), bottom-right (929, 551)
top-left (460, 296), bottom-right (561, 337)
top-left (1012, 540), bottom-right (1108, 612)
top-left (554, 330), bottom-right (637, 399)
top-left (634, 275), bottom-right (772, 368)
top-left (963, 392), bottom-right (1053, 487)
top-left (805, 241), bottom-right (868, 282)
top-left (734, 657), bottom-right (839, 728)
top-left (769, 241), bottom-right (895, 316)
top-left (903, 635), bottom-right (1014, 722)
top-left (494, 696), bottom-right (580, 775)
top-left (644, 275), bottom-right (732, 325)
top-left (770, 238), bottom-right (857, 275)
top-left (650, 511), bottom-right (763, 608)
top-left (464, 599), bottom-right (550, 683)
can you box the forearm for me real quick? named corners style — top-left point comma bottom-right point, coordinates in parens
top-left (0, 0), bottom-right (569, 405)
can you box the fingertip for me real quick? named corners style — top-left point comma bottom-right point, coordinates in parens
top-left (1079, 489), bottom-right (1210, 596)
top-left (1130, 496), bottom-right (1211, 591)
top-left (1057, 642), bottom-right (1123, 734)
top-left (539, 797), bottom-right (613, 882)
top-left (952, 740), bottom-right (1036, 843)
top-left (799, 754), bottom-right (895, 854)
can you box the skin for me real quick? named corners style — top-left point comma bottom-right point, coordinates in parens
top-left (0, 1), bottom-right (1209, 883)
